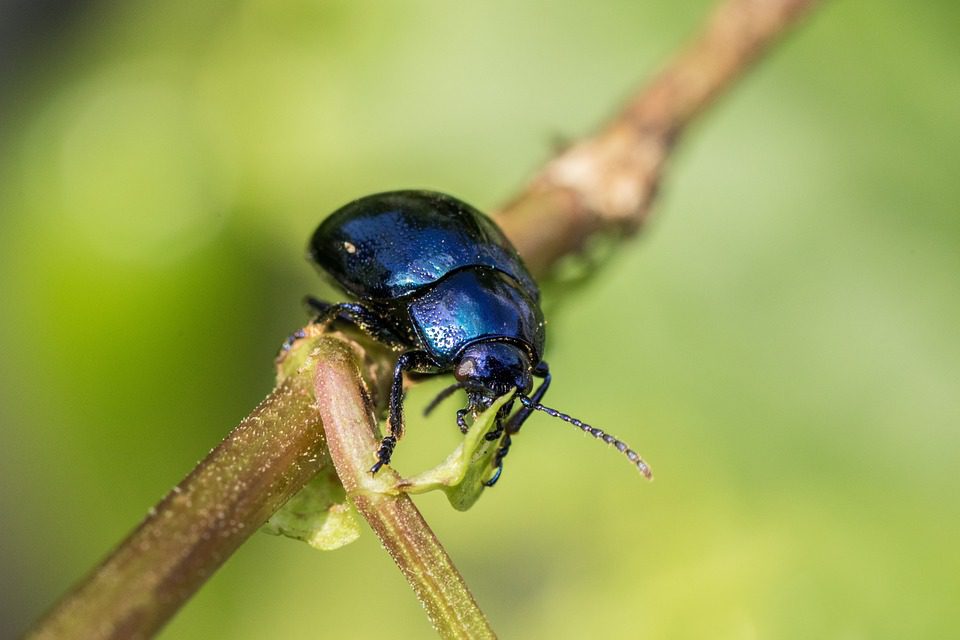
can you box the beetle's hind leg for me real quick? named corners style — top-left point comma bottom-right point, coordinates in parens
top-left (303, 294), bottom-right (333, 315)
top-left (280, 296), bottom-right (407, 354)
top-left (303, 296), bottom-right (407, 350)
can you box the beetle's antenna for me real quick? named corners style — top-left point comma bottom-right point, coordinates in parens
top-left (517, 395), bottom-right (653, 480)
top-left (423, 382), bottom-right (465, 417)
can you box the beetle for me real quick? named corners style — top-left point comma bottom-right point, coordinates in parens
top-left (303, 190), bottom-right (651, 486)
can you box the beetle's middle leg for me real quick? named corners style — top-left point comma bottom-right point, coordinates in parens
top-left (370, 350), bottom-right (438, 474)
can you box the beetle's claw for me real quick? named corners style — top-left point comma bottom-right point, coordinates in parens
top-left (484, 462), bottom-right (503, 487)
top-left (370, 435), bottom-right (397, 475)
top-left (278, 328), bottom-right (307, 354)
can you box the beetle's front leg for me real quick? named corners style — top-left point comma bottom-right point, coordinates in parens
top-left (484, 434), bottom-right (512, 487)
top-left (483, 362), bottom-right (551, 487)
top-left (370, 350), bottom-right (437, 474)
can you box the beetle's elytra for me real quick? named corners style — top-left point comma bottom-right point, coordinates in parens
top-left (304, 190), bottom-right (651, 485)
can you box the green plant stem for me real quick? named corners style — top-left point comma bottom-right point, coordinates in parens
top-left (28, 375), bottom-right (329, 640)
top-left (312, 336), bottom-right (495, 639)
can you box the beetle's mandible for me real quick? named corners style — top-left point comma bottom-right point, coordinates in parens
top-left (301, 190), bottom-right (651, 486)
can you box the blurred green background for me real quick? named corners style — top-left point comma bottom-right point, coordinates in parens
top-left (2, 1), bottom-right (958, 638)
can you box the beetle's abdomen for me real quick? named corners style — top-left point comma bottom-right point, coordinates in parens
top-left (309, 191), bottom-right (538, 301)
top-left (406, 268), bottom-right (544, 366)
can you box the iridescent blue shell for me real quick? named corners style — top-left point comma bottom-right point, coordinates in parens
top-left (308, 190), bottom-right (539, 302)
top-left (406, 268), bottom-right (544, 365)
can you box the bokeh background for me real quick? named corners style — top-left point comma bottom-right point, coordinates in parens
top-left (2, 1), bottom-right (958, 638)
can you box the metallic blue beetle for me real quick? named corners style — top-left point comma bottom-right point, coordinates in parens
top-left (306, 190), bottom-right (651, 485)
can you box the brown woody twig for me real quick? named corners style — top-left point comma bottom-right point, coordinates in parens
top-left (495, 0), bottom-right (817, 277)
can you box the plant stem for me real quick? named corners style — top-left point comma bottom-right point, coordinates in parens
top-left (29, 375), bottom-right (329, 640)
top-left (313, 336), bottom-right (495, 639)
top-left (494, 0), bottom-right (818, 276)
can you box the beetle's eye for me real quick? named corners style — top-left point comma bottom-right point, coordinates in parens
top-left (520, 373), bottom-right (533, 395)
top-left (455, 358), bottom-right (477, 381)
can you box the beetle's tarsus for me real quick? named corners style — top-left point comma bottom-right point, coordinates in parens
top-left (484, 419), bottom-right (504, 441)
top-left (370, 435), bottom-right (397, 475)
top-left (456, 408), bottom-right (470, 433)
top-left (484, 464), bottom-right (503, 487)
top-left (278, 328), bottom-right (307, 354)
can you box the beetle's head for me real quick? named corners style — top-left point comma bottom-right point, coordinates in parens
top-left (454, 341), bottom-right (532, 410)
top-left (424, 342), bottom-right (654, 486)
